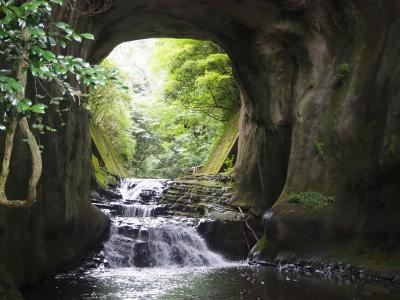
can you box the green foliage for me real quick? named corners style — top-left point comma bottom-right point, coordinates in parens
top-left (202, 111), bottom-right (239, 174)
top-left (91, 154), bottom-right (108, 188)
top-left (336, 63), bottom-right (351, 84)
top-left (88, 60), bottom-right (134, 166)
top-left (288, 192), bottom-right (336, 208)
top-left (89, 39), bottom-right (239, 179)
top-left (121, 39), bottom-right (240, 178)
top-left (222, 155), bottom-right (235, 175)
top-left (0, 0), bottom-right (121, 133)
top-left (130, 98), bottom-right (223, 178)
top-left (153, 39), bottom-right (239, 121)
top-left (314, 140), bottom-right (327, 161)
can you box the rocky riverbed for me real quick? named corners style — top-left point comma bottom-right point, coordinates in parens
top-left (92, 175), bottom-right (262, 260)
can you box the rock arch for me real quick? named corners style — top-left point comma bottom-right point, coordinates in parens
top-left (1, 0), bottom-right (400, 293)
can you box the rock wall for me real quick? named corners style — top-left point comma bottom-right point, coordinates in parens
top-left (86, 0), bottom-right (400, 270)
top-left (0, 5), bottom-right (109, 297)
top-left (90, 121), bottom-right (127, 187)
top-left (202, 111), bottom-right (239, 174)
top-left (1, 0), bottom-right (400, 294)
top-left (160, 175), bottom-right (262, 260)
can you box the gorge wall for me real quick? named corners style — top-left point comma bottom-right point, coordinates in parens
top-left (1, 0), bottom-right (400, 296)
top-left (87, 0), bottom-right (400, 272)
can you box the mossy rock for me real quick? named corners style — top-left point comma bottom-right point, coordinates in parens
top-left (90, 121), bottom-right (127, 187)
top-left (287, 191), bottom-right (336, 208)
top-left (254, 234), bottom-right (268, 253)
top-left (202, 111), bottom-right (239, 174)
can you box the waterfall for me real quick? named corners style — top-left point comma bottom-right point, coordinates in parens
top-left (102, 178), bottom-right (226, 268)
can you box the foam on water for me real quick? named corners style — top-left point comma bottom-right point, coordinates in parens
top-left (103, 178), bottom-right (226, 268)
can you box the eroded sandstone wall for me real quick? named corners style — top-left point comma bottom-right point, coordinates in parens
top-left (88, 0), bottom-right (400, 267)
top-left (1, 0), bottom-right (400, 294)
top-left (0, 4), bottom-right (109, 296)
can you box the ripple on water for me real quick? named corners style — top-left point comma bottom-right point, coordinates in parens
top-left (21, 178), bottom-right (400, 300)
top-left (23, 263), bottom-right (400, 300)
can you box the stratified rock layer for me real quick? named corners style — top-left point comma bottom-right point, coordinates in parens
top-left (1, 1), bottom-right (400, 295)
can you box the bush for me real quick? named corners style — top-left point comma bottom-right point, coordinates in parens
top-left (288, 191), bottom-right (336, 208)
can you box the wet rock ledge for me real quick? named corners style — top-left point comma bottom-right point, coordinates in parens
top-left (91, 175), bottom-right (263, 260)
top-left (160, 175), bottom-right (262, 260)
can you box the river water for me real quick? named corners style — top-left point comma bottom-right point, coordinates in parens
top-left (22, 179), bottom-right (399, 300)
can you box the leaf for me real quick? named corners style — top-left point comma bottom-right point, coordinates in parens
top-left (41, 50), bottom-right (56, 61)
top-left (54, 22), bottom-right (68, 30)
top-left (17, 100), bottom-right (30, 111)
top-left (30, 103), bottom-right (47, 114)
top-left (50, 0), bottom-right (63, 5)
top-left (71, 33), bottom-right (82, 42)
top-left (81, 33), bottom-right (94, 40)
top-left (48, 36), bottom-right (56, 46)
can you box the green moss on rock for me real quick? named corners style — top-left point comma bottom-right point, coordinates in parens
top-left (202, 111), bottom-right (239, 174)
top-left (326, 240), bottom-right (400, 271)
top-left (90, 121), bottom-right (127, 186)
top-left (288, 191), bottom-right (336, 208)
top-left (91, 155), bottom-right (109, 188)
top-left (254, 234), bottom-right (268, 253)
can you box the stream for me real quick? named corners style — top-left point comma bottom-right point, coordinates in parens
top-left (22, 179), bottom-right (399, 300)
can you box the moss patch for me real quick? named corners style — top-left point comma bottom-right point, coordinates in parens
top-left (314, 140), bottom-right (327, 161)
top-left (326, 240), bottom-right (400, 270)
top-left (254, 235), bottom-right (268, 253)
top-left (288, 191), bottom-right (336, 208)
top-left (90, 121), bottom-right (127, 185)
top-left (202, 111), bottom-right (239, 174)
top-left (91, 155), bottom-right (109, 188)
top-left (230, 198), bottom-right (252, 208)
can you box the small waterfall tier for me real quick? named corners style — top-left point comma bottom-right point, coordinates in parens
top-left (99, 178), bottom-right (226, 268)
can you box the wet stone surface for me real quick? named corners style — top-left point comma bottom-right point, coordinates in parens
top-left (22, 178), bottom-right (400, 300)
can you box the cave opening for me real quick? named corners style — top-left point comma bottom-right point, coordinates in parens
top-left (5, 1), bottom-right (400, 299)
top-left (90, 38), bottom-right (241, 181)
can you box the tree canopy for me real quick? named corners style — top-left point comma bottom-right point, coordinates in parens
top-left (88, 38), bottom-right (240, 179)
top-left (127, 39), bottom-right (240, 178)
top-left (153, 39), bottom-right (239, 122)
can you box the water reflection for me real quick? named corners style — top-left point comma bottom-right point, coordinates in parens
top-left (22, 179), bottom-right (399, 299)
top-left (22, 264), bottom-right (398, 300)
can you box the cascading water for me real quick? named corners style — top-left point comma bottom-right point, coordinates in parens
top-left (103, 178), bottom-right (226, 268)
top-left (22, 179), bottom-right (398, 300)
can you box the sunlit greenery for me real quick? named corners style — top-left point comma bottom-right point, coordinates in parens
top-left (90, 38), bottom-right (240, 179)
top-left (153, 39), bottom-right (239, 122)
top-left (132, 39), bottom-right (239, 178)
top-left (88, 60), bottom-right (135, 167)
top-left (130, 98), bottom-right (225, 178)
